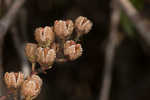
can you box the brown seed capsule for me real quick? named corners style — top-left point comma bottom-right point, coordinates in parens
top-left (75, 16), bottom-right (93, 35)
top-left (54, 20), bottom-right (74, 39)
top-left (4, 72), bottom-right (24, 88)
top-left (35, 26), bottom-right (54, 47)
top-left (64, 40), bottom-right (82, 60)
top-left (29, 75), bottom-right (43, 87)
top-left (21, 75), bottom-right (42, 99)
top-left (25, 43), bottom-right (37, 63)
top-left (36, 47), bottom-right (56, 68)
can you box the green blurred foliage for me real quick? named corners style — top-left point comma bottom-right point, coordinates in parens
top-left (131, 0), bottom-right (144, 10)
top-left (120, 0), bottom-right (144, 38)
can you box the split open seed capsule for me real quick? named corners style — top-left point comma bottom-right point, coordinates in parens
top-left (35, 26), bottom-right (55, 47)
top-left (36, 47), bottom-right (56, 69)
top-left (75, 16), bottom-right (93, 35)
top-left (4, 72), bottom-right (24, 88)
top-left (64, 40), bottom-right (82, 60)
top-left (21, 75), bottom-right (42, 99)
top-left (54, 20), bottom-right (74, 39)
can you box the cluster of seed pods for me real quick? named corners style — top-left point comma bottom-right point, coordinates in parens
top-left (4, 72), bottom-right (42, 100)
top-left (25, 16), bottom-right (93, 73)
top-left (4, 16), bottom-right (92, 100)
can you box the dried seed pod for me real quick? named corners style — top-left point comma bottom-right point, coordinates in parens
top-left (64, 40), bottom-right (82, 60)
top-left (75, 16), bottom-right (93, 35)
top-left (35, 26), bottom-right (54, 47)
top-left (25, 43), bottom-right (37, 63)
top-left (21, 75), bottom-right (42, 99)
top-left (29, 75), bottom-right (43, 87)
top-left (4, 72), bottom-right (24, 88)
top-left (36, 47), bottom-right (56, 68)
top-left (54, 20), bottom-right (74, 39)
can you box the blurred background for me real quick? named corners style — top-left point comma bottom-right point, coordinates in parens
top-left (1, 0), bottom-right (150, 100)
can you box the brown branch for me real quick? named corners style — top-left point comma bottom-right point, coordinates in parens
top-left (118, 0), bottom-right (150, 44)
top-left (99, 1), bottom-right (121, 100)
top-left (0, 0), bottom-right (25, 36)
top-left (0, 0), bottom-right (26, 71)
top-left (0, 38), bottom-right (5, 97)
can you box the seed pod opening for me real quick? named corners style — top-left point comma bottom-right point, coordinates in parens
top-left (36, 47), bottom-right (56, 68)
top-left (35, 26), bottom-right (55, 47)
top-left (54, 20), bottom-right (74, 39)
top-left (64, 40), bottom-right (82, 60)
top-left (4, 72), bottom-right (24, 88)
top-left (75, 16), bottom-right (93, 35)
top-left (21, 75), bottom-right (42, 99)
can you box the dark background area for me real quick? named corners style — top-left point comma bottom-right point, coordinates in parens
top-left (1, 0), bottom-right (150, 100)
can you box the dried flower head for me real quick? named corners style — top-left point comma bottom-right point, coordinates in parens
top-left (36, 47), bottom-right (56, 68)
top-left (75, 16), bottom-right (92, 35)
top-left (21, 75), bottom-right (42, 99)
top-left (4, 72), bottom-right (24, 88)
top-left (25, 43), bottom-right (37, 63)
top-left (35, 26), bottom-right (55, 47)
top-left (64, 40), bottom-right (82, 60)
top-left (54, 20), bottom-right (74, 39)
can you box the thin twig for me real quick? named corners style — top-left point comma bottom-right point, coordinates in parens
top-left (11, 27), bottom-right (30, 78)
top-left (99, 1), bottom-right (121, 100)
top-left (0, 37), bottom-right (4, 97)
top-left (0, 0), bottom-right (25, 36)
top-left (118, 0), bottom-right (150, 44)
top-left (0, 0), bottom-right (26, 74)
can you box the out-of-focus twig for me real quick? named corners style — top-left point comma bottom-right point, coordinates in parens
top-left (0, 38), bottom-right (4, 97)
top-left (99, 1), bottom-right (121, 100)
top-left (0, 0), bottom-right (25, 37)
top-left (0, 0), bottom-right (26, 71)
top-left (118, 0), bottom-right (150, 44)
top-left (11, 27), bottom-right (30, 78)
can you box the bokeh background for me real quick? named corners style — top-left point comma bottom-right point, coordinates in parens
top-left (1, 0), bottom-right (150, 100)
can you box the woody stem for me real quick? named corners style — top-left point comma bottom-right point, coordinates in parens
top-left (31, 63), bottom-right (35, 72)
top-left (13, 89), bottom-right (18, 100)
top-left (75, 32), bottom-right (81, 42)
top-left (25, 96), bottom-right (32, 100)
